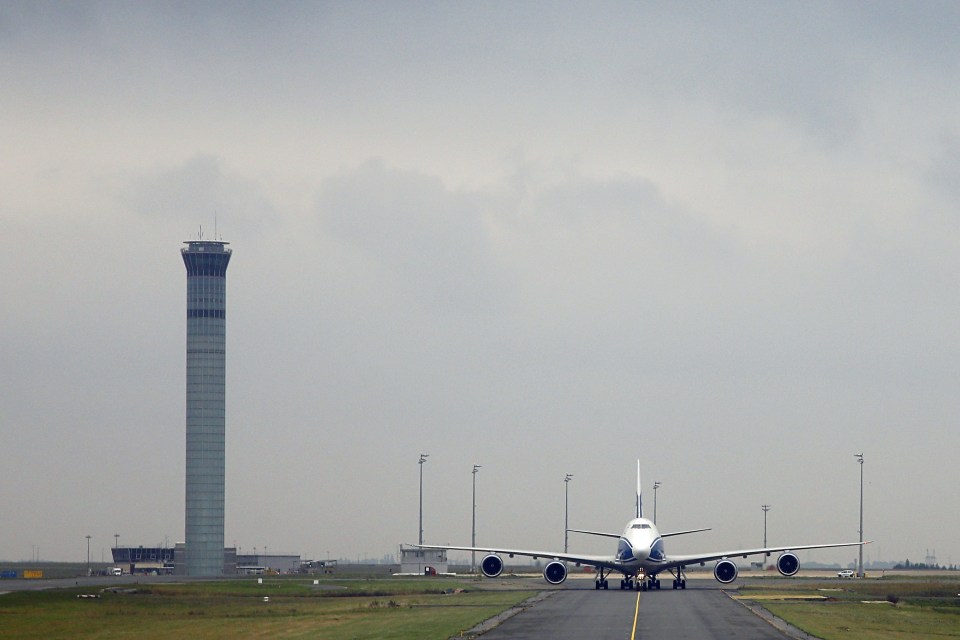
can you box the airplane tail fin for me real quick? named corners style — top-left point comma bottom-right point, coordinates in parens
top-left (636, 460), bottom-right (643, 518)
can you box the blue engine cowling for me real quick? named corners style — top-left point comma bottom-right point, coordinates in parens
top-left (543, 561), bottom-right (567, 585)
top-left (480, 554), bottom-right (504, 578)
top-left (776, 552), bottom-right (800, 576)
top-left (714, 559), bottom-right (738, 584)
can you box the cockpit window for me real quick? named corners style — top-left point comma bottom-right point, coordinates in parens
top-left (631, 523), bottom-right (651, 530)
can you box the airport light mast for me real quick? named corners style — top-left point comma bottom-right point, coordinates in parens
top-left (855, 453), bottom-right (864, 578)
top-left (653, 481), bottom-right (662, 524)
top-left (418, 454), bottom-right (429, 546)
top-left (564, 474), bottom-right (573, 553)
top-left (472, 464), bottom-right (481, 573)
top-left (762, 504), bottom-right (771, 549)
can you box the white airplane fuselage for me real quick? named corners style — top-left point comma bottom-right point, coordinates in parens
top-left (616, 517), bottom-right (666, 576)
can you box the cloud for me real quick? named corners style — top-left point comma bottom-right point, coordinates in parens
top-left (316, 159), bottom-right (509, 315)
top-left (122, 154), bottom-right (277, 235)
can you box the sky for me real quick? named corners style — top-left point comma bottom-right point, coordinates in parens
top-left (2, 1), bottom-right (958, 568)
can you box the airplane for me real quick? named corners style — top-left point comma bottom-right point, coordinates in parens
top-left (416, 462), bottom-right (867, 591)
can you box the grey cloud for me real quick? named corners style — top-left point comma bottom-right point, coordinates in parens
top-left (316, 159), bottom-right (508, 315)
top-left (122, 154), bottom-right (276, 234)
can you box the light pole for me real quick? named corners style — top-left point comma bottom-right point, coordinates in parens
top-left (855, 453), bottom-right (864, 578)
top-left (472, 464), bottom-right (481, 573)
top-left (762, 504), bottom-right (771, 549)
top-left (653, 481), bottom-right (662, 524)
top-left (419, 453), bottom-right (429, 546)
top-left (85, 535), bottom-right (92, 576)
top-left (564, 474), bottom-right (574, 552)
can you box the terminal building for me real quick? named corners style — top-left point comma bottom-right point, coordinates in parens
top-left (113, 545), bottom-right (301, 575)
top-left (111, 547), bottom-right (176, 575)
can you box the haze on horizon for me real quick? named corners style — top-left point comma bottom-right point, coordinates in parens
top-left (2, 1), bottom-right (958, 568)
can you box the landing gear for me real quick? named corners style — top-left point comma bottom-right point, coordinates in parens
top-left (668, 567), bottom-right (687, 590)
top-left (620, 576), bottom-right (641, 590)
top-left (594, 567), bottom-right (610, 590)
top-left (619, 571), bottom-right (663, 592)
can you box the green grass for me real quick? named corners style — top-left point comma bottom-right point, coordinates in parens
top-left (738, 577), bottom-right (960, 640)
top-left (0, 577), bottom-right (535, 639)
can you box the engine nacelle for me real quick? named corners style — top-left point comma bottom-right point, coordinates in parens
top-left (714, 559), bottom-right (738, 584)
top-left (543, 561), bottom-right (567, 585)
top-left (777, 552), bottom-right (800, 577)
top-left (480, 554), bottom-right (504, 578)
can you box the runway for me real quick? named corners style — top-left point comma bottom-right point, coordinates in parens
top-left (479, 578), bottom-right (793, 639)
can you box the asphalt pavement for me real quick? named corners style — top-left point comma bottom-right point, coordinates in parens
top-left (478, 577), bottom-right (795, 640)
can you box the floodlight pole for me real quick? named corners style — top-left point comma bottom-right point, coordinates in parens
top-left (419, 453), bottom-right (429, 546)
top-left (762, 504), bottom-right (771, 549)
top-left (855, 453), bottom-right (864, 578)
top-left (653, 481), bottom-right (662, 524)
top-left (86, 535), bottom-right (92, 576)
top-left (472, 464), bottom-right (481, 573)
top-left (564, 474), bottom-right (573, 553)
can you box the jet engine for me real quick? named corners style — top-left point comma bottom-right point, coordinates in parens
top-left (480, 554), bottom-right (504, 578)
top-left (776, 552), bottom-right (800, 577)
top-left (542, 561), bottom-right (567, 585)
top-left (713, 559), bottom-right (738, 584)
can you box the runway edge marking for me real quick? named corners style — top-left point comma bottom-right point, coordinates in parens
top-left (451, 590), bottom-right (559, 640)
top-left (722, 589), bottom-right (819, 640)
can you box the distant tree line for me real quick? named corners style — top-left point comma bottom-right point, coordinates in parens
top-left (892, 559), bottom-right (958, 570)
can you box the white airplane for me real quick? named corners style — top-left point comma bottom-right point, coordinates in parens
top-left (417, 462), bottom-right (867, 591)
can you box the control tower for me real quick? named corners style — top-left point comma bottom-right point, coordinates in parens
top-left (181, 239), bottom-right (232, 576)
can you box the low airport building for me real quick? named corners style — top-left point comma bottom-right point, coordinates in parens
top-left (398, 545), bottom-right (448, 575)
top-left (113, 545), bottom-right (299, 575)
top-left (236, 553), bottom-right (301, 574)
top-left (111, 547), bottom-right (176, 575)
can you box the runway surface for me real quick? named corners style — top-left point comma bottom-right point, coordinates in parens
top-left (480, 579), bottom-right (791, 640)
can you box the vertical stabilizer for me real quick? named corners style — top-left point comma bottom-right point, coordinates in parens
top-left (636, 460), bottom-right (643, 518)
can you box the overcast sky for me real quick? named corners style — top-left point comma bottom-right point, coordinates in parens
top-left (2, 1), bottom-right (958, 568)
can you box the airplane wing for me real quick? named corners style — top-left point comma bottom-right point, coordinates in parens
top-left (568, 527), bottom-right (710, 539)
top-left (415, 543), bottom-right (627, 572)
top-left (567, 528), bottom-right (620, 539)
top-left (661, 527), bottom-right (711, 538)
top-left (660, 540), bottom-right (867, 570)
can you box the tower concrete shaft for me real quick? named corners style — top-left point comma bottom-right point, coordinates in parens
top-left (181, 240), bottom-right (231, 576)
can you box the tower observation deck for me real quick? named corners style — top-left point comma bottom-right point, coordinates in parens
top-left (181, 240), bottom-right (232, 576)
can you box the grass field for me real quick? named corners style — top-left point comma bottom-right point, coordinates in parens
top-left (738, 576), bottom-right (960, 640)
top-left (5, 572), bottom-right (960, 639)
top-left (0, 576), bottom-right (535, 639)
